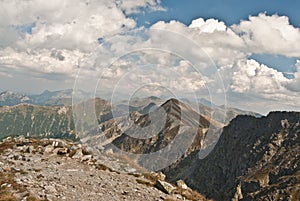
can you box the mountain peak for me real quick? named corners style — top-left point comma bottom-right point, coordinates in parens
top-left (161, 98), bottom-right (181, 110)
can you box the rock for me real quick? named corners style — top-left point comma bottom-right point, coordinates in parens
top-left (57, 148), bottom-right (69, 155)
top-left (164, 112), bottom-right (300, 201)
top-left (0, 137), bottom-right (198, 201)
top-left (154, 180), bottom-right (176, 194)
top-left (44, 145), bottom-right (54, 154)
top-left (241, 181), bottom-right (260, 193)
top-left (46, 194), bottom-right (57, 201)
top-left (15, 135), bottom-right (26, 143)
top-left (25, 145), bottom-right (35, 153)
top-left (3, 165), bottom-right (12, 172)
top-left (8, 154), bottom-right (14, 159)
top-left (81, 147), bottom-right (92, 155)
top-left (232, 183), bottom-right (243, 201)
top-left (176, 180), bottom-right (188, 189)
top-left (150, 172), bottom-right (166, 181)
top-left (36, 146), bottom-right (44, 154)
top-left (3, 136), bottom-right (12, 142)
top-left (52, 141), bottom-right (64, 148)
top-left (52, 148), bottom-right (60, 155)
top-left (72, 149), bottom-right (83, 159)
top-left (44, 185), bottom-right (57, 194)
top-left (13, 154), bottom-right (25, 161)
top-left (157, 172), bottom-right (166, 181)
top-left (125, 167), bottom-right (137, 174)
top-left (81, 155), bottom-right (92, 162)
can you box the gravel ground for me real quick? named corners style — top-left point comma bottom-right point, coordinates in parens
top-left (0, 137), bottom-right (194, 201)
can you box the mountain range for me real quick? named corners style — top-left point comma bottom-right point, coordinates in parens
top-left (0, 89), bottom-right (89, 106)
top-left (0, 89), bottom-right (299, 200)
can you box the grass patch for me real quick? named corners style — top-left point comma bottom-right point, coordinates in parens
top-left (95, 163), bottom-right (120, 174)
top-left (0, 190), bottom-right (16, 201)
top-left (136, 178), bottom-right (154, 187)
top-left (0, 141), bottom-right (14, 154)
top-left (68, 149), bottom-right (77, 158)
top-left (0, 172), bottom-right (25, 193)
top-left (0, 172), bottom-right (23, 201)
top-left (173, 187), bottom-right (210, 201)
top-left (27, 194), bottom-right (46, 201)
top-left (142, 172), bottom-right (163, 182)
top-left (163, 196), bottom-right (177, 201)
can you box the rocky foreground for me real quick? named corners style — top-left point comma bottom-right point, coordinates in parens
top-left (0, 136), bottom-right (209, 201)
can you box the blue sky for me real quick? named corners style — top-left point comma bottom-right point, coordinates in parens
top-left (133, 0), bottom-right (300, 27)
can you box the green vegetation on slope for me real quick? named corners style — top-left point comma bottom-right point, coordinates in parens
top-left (0, 104), bottom-right (76, 141)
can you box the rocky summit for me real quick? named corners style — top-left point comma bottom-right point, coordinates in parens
top-left (0, 136), bottom-right (210, 201)
top-left (82, 98), bottom-right (222, 171)
top-left (163, 111), bottom-right (300, 201)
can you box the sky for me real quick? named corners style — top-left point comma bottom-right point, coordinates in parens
top-left (0, 0), bottom-right (300, 114)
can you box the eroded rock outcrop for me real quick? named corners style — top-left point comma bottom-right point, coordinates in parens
top-left (164, 111), bottom-right (300, 201)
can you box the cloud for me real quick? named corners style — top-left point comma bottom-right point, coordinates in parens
top-left (0, 47), bottom-right (84, 75)
top-left (150, 15), bottom-right (300, 113)
top-left (117, 0), bottom-right (165, 14)
top-left (189, 18), bottom-right (226, 33)
top-left (230, 59), bottom-right (289, 94)
top-left (0, 5), bottom-right (300, 114)
top-left (0, 0), bottom-right (147, 83)
top-left (151, 19), bottom-right (247, 67)
top-left (232, 13), bottom-right (300, 57)
top-left (286, 60), bottom-right (300, 92)
top-left (5, 0), bottom-right (136, 51)
top-left (220, 59), bottom-right (300, 114)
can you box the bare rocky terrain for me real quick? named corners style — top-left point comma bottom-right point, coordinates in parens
top-left (164, 112), bottom-right (300, 201)
top-left (1, 96), bottom-right (298, 201)
top-left (0, 136), bottom-right (209, 201)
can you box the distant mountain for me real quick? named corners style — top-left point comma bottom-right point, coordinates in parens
top-left (0, 90), bottom-right (261, 125)
top-left (0, 89), bottom-right (91, 107)
top-left (31, 89), bottom-right (91, 106)
top-left (30, 89), bottom-right (73, 106)
top-left (163, 111), bottom-right (300, 201)
top-left (213, 106), bottom-right (262, 124)
top-left (0, 91), bottom-right (32, 106)
top-left (83, 98), bottom-right (222, 171)
top-left (0, 104), bottom-right (76, 141)
top-left (0, 98), bottom-right (112, 141)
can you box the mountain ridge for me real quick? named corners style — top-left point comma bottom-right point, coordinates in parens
top-left (163, 111), bottom-right (300, 201)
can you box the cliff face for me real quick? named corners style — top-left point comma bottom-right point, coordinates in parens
top-left (164, 112), bottom-right (300, 201)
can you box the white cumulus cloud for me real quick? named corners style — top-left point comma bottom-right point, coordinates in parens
top-left (232, 13), bottom-right (300, 57)
top-left (230, 59), bottom-right (289, 94)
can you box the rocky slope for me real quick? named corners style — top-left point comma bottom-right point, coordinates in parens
top-left (163, 111), bottom-right (300, 201)
top-left (0, 136), bottom-right (209, 201)
top-left (0, 104), bottom-right (76, 141)
top-left (0, 98), bottom-right (116, 141)
top-left (83, 98), bottom-right (222, 171)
